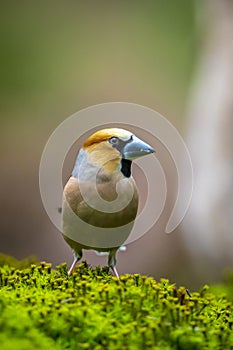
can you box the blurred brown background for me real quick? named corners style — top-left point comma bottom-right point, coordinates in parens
top-left (1, 0), bottom-right (232, 289)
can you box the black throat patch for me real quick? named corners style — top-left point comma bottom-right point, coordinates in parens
top-left (121, 159), bottom-right (132, 178)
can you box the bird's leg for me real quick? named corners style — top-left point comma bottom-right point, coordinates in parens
top-left (108, 249), bottom-right (119, 279)
top-left (68, 258), bottom-right (78, 275)
top-left (112, 266), bottom-right (119, 279)
top-left (68, 250), bottom-right (82, 275)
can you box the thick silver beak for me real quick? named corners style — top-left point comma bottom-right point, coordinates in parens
top-left (123, 136), bottom-right (155, 160)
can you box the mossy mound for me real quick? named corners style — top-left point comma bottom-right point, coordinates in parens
top-left (0, 260), bottom-right (232, 349)
top-left (0, 253), bottom-right (37, 269)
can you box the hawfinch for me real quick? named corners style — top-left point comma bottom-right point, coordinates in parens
top-left (62, 128), bottom-right (154, 277)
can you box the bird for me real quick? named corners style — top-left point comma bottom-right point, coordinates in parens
top-left (62, 128), bottom-right (154, 277)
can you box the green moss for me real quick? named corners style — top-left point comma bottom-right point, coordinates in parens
top-left (0, 258), bottom-right (232, 349)
top-left (0, 253), bottom-right (37, 269)
top-left (209, 270), bottom-right (233, 301)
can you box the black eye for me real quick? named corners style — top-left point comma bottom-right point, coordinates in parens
top-left (109, 136), bottom-right (119, 144)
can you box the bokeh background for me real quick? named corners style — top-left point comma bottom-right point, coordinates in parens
top-left (1, 0), bottom-right (232, 289)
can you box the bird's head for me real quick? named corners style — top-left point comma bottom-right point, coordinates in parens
top-left (73, 128), bottom-right (154, 179)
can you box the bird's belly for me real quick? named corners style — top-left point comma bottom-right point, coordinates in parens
top-left (62, 176), bottom-right (138, 249)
